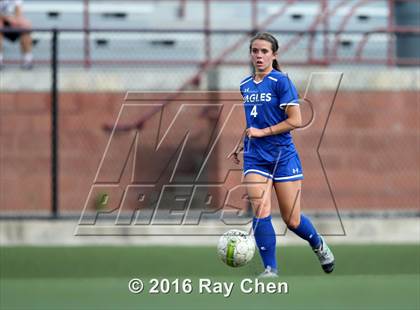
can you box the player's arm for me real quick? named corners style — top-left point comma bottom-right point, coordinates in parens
top-left (15, 4), bottom-right (23, 18)
top-left (12, 2), bottom-right (28, 26)
top-left (246, 104), bottom-right (301, 138)
top-left (270, 104), bottom-right (302, 134)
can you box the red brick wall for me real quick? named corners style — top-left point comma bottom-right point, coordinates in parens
top-left (0, 91), bottom-right (418, 213)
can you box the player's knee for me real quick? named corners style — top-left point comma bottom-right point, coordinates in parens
top-left (252, 200), bottom-right (270, 218)
top-left (24, 19), bottom-right (32, 29)
top-left (18, 19), bottom-right (31, 29)
top-left (284, 216), bottom-right (300, 230)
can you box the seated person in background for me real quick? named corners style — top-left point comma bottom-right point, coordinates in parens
top-left (0, 0), bottom-right (33, 69)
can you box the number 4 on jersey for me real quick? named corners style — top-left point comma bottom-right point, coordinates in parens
top-left (250, 105), bottom-right (258, 117)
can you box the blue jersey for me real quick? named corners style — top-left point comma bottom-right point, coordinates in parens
top-left (240, 69), bottom-right (299, 163)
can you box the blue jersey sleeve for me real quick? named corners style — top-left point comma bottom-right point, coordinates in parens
top-left (276, 76), bottom-right (299, 110)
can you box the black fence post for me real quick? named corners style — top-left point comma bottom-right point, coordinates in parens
top-left (51, 28), bottom-right (59, 218)
top-left (394, 0), bottom-right (420, 65)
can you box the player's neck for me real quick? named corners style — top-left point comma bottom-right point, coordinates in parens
top-left (254, 67), bottom-right (273, 82)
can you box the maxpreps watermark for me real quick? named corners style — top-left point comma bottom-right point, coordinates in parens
top-left (74, 73), bottom-right (344, 236)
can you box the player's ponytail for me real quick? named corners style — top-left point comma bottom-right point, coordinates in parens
top-left (272, 59), bottom-right (280, 71)
top-left (249, 32), bottom-right (281, 72)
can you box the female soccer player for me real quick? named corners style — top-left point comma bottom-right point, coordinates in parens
top-left (230, 32), bottom-right (335, 277)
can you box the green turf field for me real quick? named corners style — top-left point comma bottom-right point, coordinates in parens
top-left (1, 245), bottom-right (419, 309)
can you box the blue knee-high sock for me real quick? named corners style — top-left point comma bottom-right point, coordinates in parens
top-left (252, 215), bottom-right (277, 270)
top-left (289, 214), bottom-right (321, 248)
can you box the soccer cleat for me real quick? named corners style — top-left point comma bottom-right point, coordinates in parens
top-left (258, 266), bottom-right (278, 278)
top-left (313, 236), bottom-right (335, 273)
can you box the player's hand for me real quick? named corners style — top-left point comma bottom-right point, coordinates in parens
top-left (228, 148), bottom-right (242, 165)
top-left (246, 127), bottom-right (266, 138)
top-left (228, 152), bottom-right (240, 165)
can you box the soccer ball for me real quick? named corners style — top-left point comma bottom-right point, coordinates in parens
top-left (217, 229), bottom-right (255, 267)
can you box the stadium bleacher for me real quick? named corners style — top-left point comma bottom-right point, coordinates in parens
top-left (2, 0), bottom-right (390, 65)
